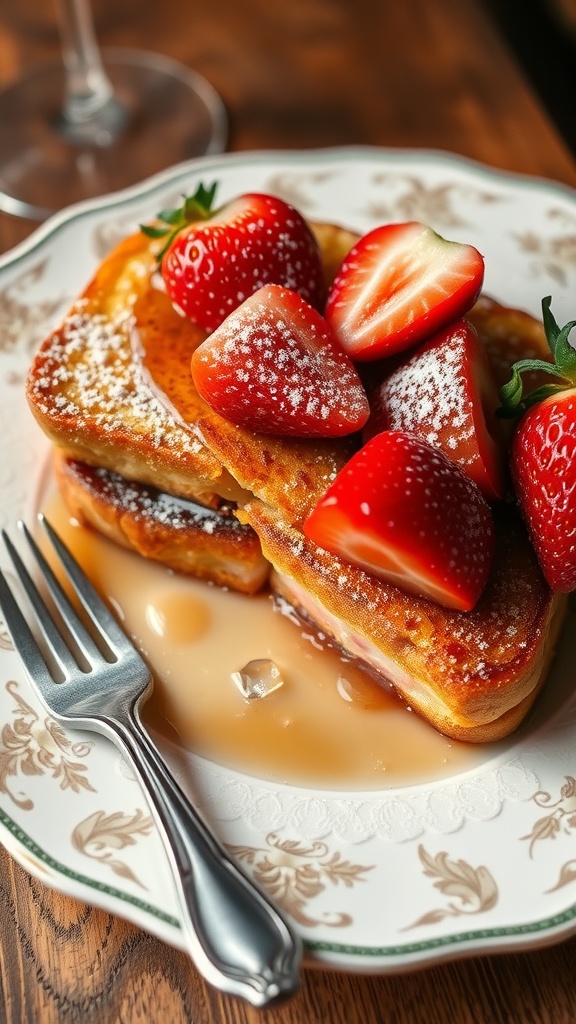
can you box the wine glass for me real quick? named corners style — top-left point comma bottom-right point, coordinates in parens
top-left (0, 0), bottom-right (227, 221)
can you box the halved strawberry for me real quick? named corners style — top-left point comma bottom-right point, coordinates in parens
top-left (364, 320), bottom-right (505, 500)
top-left (190, 284), bottom-right (370, 437)
top-left (325, 221), bottom-right (484, 360)
top-left (302, 431), bottom-right (495, 611)
top-left (500, 296), bottom-right (576, 591)
top-left (142, 183), bottom-right (326, 332)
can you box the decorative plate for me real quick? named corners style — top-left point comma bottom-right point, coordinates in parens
top-left (1, 147), bottom-right (576, 974)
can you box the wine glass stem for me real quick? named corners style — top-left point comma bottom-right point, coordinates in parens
top-left (56, 0), bottom-right (115, 124)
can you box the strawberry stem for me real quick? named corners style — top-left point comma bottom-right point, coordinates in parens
top-left (498, 296), bottom-right (576, 417)
top-left (140, 181), bottom-right (218, 260)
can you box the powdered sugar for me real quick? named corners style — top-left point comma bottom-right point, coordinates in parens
top-left (87, 465), bottom-right (243, 535)
top-left (30, 301), bottom-right (205, 457)
top-left (374, 333), bottom-right (474, 461)
top-left (192, 285), bottom-right (369, 437)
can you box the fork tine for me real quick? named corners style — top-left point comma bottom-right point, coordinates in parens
top-left (14, 524), bottom-right (104, 659)
top-left (0, 565), bottom-right (56, 692)
top-left (37, 515), bottom-right (141, 657)
top-left (9, 525), bottom-right (103, 669)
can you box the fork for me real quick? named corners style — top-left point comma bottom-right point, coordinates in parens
top-left (0, 516), bottom-right (301, 1006)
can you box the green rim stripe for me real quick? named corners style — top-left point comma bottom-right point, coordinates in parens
top-left (306, 906), bottom-right (576, 956)
top-left (3, 803), bottom-right (576, 958)
top-left (0, 805), bottom-right (180, 928)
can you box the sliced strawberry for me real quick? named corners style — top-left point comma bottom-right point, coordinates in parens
top-left (302, 431), bottom-right (495, 611)
top-left (190, 284), bottom-right (370, 438)
top-left (325, 221), bottom-right (484, 360)
top-left (142, 183), bottom-right (326, 332)
top-left (364, 319), bottom-right (505, 500)
top-left (500, 297), bottom-right (576, 591)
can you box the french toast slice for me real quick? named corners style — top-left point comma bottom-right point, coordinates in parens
top-left (53, 451), bottom-right (269, 594)
top-left (26, 232), bottom-right (228, 508)
top-left (467, 294), bottom-right (551, 389)
top-left (238, 499), bottom-right (565, 742)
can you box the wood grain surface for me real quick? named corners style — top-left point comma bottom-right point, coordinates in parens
top-left (1, 1), bottom-right (576, 1021)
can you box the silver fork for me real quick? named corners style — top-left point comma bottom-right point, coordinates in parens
top-left (0, 516), bottom-right (301, 1006)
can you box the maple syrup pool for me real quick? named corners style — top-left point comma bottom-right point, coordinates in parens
top-left (40, 489), bottom-right (500, 790)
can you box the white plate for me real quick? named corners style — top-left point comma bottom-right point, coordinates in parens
top-left (1, 146), bottom-right (576, 974)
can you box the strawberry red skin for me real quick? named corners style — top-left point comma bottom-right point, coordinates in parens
top-left (303, 431), bottom-right (495, 611)
top-left (162, 193), bottom-right (326, 332)
top-left (325, 222), bottom-right (485, 361)
top-left (510, 388), bottom-right (576, 591)
top-left (364, 320), bottom-right (505, 500)
top-left (191, 284), bottom-right (370, 438)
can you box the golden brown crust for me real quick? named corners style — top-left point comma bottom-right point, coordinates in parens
top-left (240, 499), bottom-right (565, 740)
top-left (26, 232), bottom-right (228, 507)
top-left (195, 414), bottom-right (355, 525)
top-left (468, 294), bottom-right (552, 390)
top-left (310, 221), bottom-right (359, 286)
top-left (54, 451), bottom-right (269, 594)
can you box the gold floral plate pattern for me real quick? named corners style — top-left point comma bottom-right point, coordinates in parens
top-left (0, 147), bottom-right (576, 973)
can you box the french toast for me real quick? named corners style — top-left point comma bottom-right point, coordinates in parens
top-left (53, 451), bottom-right (269, 594)
top-left (26, 232), bottom-right (230, 510)
top-left (238, 499), bottom-right (565, 742)
top-left (25, 202), bottom-right (566, 742)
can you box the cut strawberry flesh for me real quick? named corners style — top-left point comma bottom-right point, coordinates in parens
top-left (326, 222), bottom-right (484, 360)
top-left (303, 431), bottom-right (495, 611)
top-left (191, 284), bottom-right (370, 437)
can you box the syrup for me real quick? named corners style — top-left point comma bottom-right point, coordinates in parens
top-left (42, 490), bottom-right (492, 790)
top-left (131, 286), bottom-right (208, 426)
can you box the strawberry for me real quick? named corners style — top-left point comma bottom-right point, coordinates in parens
top-left (325, 221), bottom-right (484, 361)
top-left (363, 319), bottom-right (505, 500)
top-left (141, 182), bottom-right (326, 332)
top-left (190, 284), bottom-right (370, 437)
top-left (500, 296), bottom-right (576, 591)
top-left (302, 430), bottom-right (495, 611)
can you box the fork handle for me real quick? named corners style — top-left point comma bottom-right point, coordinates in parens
top-left (107, 711), bottom-right (302, 1006)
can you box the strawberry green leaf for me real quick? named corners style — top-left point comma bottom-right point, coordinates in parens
top-left (499, 358), bottom-right (570, 411)
top-left (156, 206), bottom-right (186, 225)
top-left (553, 328), bottom-right (576, 375)
top-left (140, 224), bottom-right (171, 239)
top-left (541, 295), bottom-right (560, 356)
top-left (499, 365), bottom-right (525, 412)
top-left (498, 297), bottom-right (576, 417)
top-left (185, 181), bottom-right (217, 217)
top-left (140, 181), bottom-right (219, 260)
top-left (522, 382), bottom-right (571, 407)
top-left (541, 295), bottom-right (576, 373)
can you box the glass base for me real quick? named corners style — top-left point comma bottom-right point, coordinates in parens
top-left (0, 48), bottom-right (227, 220)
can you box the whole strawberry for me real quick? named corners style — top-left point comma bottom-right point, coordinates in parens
top-left (142, 182), bottom-right (326, 332)
top-left (500, 296), bottom-right (576, 591)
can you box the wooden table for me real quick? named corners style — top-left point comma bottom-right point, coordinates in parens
top-left (1, 0), bottom-right (576, 1020)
